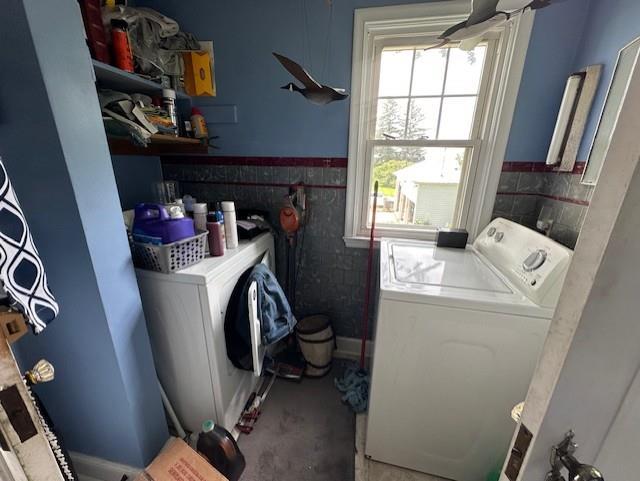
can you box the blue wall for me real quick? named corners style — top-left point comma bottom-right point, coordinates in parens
top-left (140, 0), bottom-right (443, 156)
top-left (112, 155), bottom-right (164, 209)
top-left (507, 0), bottom-right (640, 162)
top-left (572, 0), bottom-right (640, 161)
top-left (141, 0), bottom-right (595, 162)
top-left (504, 0), bottom-right (591, 161)
top-left (0, 1), bottom-right (168, 467)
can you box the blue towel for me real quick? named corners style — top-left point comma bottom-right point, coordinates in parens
top-left (335, 364), bottom-right (370, 413)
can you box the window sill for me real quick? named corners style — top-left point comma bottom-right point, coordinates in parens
top-left (343, 236), bottom-right (379, 249)
top-left (343, 231), bottom-right (438, 249)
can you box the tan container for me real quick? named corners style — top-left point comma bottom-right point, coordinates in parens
top-left (296, 315), bottom-right (335, 377)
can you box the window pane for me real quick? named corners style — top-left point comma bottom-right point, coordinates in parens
top-left (445, 46), bottom-right (487, 95)
top-left (438, 97), bottom-right (476, 139)
top-left (375, 98), bottom-right (409, 139)
top-left (411, 48), bottom-right (447, 96)
top-left (369, 147), bottom-right (468, 229)
top-left (407, 98), bottom-right (439, 140)
top-left (378, 49), bottom-right (414, 97)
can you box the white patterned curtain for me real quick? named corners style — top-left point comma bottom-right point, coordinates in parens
top-left (0, 157), bottom-right (58, 333)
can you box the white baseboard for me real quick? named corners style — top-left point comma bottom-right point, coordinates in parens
top-left (334, 336), bottom-right (373, 361)
top-left (70, 452), bottom-right (140, 481)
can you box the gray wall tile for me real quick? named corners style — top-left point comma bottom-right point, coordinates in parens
top-left (165, 163), bottom-right (367, 338)
top-left (492, 169), bottom-right (591, 250)
top-left (497, 172), bottom-right (518, 192)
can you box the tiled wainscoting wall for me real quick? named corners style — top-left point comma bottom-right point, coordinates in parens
top-left (161, 156), bottom-right (374, 338)
top-left (492, 162), bottom-right (594, 249)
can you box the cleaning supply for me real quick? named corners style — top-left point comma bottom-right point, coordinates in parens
top-left (162, 89), bottom-right (178, 135)
top-left (207, 214), bottom-right (225, 257)
top-left (197, 420), bottom-right (246, 481)
top-left (111, 20), bottom-right (134, 72)
top-left (221, 201), bottom-right (238, 249)
top-left (182, 195), bottom-right (197, 217)
top-left (193, 203), bottom-right (208, 232)
top-left (190, 107), bottom-right (209, 139)
top-left (132, 203), bottom-right (195, 244)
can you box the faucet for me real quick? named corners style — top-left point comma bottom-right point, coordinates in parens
top-left (546, 431), bottom-right (604, 481)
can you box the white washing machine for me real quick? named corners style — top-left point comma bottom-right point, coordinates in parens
top-left (365, 218), bottom-right (573, 481)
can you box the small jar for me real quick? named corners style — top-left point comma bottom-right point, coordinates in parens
top-left (193, 203), bottom-right (208, 232)
top-left (162, 88), bottom-right (178, 136)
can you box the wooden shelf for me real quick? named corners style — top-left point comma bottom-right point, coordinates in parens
top-left (93, 60), bottom-right (190, 100)
top-left (108, 134), bottom-right (208, 156)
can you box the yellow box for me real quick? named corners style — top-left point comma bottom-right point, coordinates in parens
top-left (183, 51), bottom-right (215, 97)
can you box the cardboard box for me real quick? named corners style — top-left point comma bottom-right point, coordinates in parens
top-left (135, 438), bottom-right (228, 481)
top-left (183, 51), bottom-right (215, 97)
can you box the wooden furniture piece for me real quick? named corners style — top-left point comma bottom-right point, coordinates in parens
top-left (0, 314), bottom-right (63, 481)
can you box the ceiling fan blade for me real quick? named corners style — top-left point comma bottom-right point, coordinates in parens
top-left (272, 52), bottom-right (322, 90)
top-left (467, 0), bottom-right (501, 25)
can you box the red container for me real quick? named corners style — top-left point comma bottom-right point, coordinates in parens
top-left (111, 21), bottom-right (134, 72)
top-left (78, 0), bottom-right (111, 63)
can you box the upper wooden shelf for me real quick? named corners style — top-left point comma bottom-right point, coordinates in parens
top-left (108, 134), bottom-right (208, 156)
top-left (92, 60), bottom-right (190, 100)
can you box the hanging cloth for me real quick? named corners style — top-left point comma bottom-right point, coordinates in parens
top-left (0, 157), bottom-right (59, 333)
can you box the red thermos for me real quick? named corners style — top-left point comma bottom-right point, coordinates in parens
top-left (111, 20), bottom-right (134, 72)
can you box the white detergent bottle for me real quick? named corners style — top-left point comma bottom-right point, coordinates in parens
top-left (222, 201), bottom-right (238, 249)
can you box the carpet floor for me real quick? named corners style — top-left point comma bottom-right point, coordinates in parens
top-left (238, 364), bottom-right (355, 481)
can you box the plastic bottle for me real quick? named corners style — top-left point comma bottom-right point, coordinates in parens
top-left (196, 420), bottom-right (245, 481)
top-left (221, 201), bottom-right (238, 249)
top-left (111, 20), bottom-right (134, 72)
top-left (193, 203), bottom-right (208, 232)
top-left (207, 214), bottom-right (225, 257)
top-left (182, 195), bottom-right (196, 217)
top-left (190, 107), bottom-right (209, 139)
top-left (162, 89), bottom-right (178, 136)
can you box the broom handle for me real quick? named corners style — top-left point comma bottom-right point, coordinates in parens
top-left (360, 181), bottom-right (378, 369)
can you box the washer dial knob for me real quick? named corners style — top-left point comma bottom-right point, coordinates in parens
top-left (523, 249), bottom-right (547, 272)
top-left (494, 232), bottom-right (504, 242)
top-left (487, 227), bottom-right (497, 237)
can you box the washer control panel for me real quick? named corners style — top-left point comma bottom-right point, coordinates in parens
top-left (474, 218), bottom-right (573, 307)
top-left (522, 249), bottom-right (547, 272)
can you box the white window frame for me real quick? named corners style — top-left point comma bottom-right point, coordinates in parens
top-left (344, 1), bottom-right (535, 247)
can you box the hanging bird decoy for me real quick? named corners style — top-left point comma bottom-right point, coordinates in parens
top-left (431, 0), bottom-right (563, 51)
top-left (273, 52), bottom-right (348, 106)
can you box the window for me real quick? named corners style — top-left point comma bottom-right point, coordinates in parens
top-left (345, 2), bottom-right (534, 246)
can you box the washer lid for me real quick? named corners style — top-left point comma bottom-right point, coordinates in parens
top-left (381, 238), bottom-right (554, 318)
top-left (391, 243), bottom-right (512, 294)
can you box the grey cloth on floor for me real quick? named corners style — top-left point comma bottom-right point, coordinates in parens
top-left (238, 365), bottom-right (355, 481)
top-left (335, 364), bottom-right (369, 413)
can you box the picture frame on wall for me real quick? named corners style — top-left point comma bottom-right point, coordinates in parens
top-left (546, 64), bottom-right (602, 172)
top-left (582, 36), bottom-right (640, 185)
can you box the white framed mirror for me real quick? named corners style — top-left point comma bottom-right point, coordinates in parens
top-left (582, 36), bottom-right (640, 185)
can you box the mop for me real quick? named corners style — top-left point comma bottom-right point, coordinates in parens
top-left (335, 181), bottom-right (378, 413)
